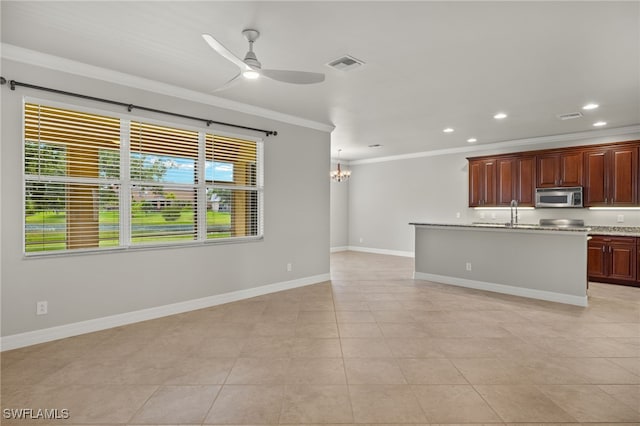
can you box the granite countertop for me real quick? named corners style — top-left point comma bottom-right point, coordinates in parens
top-left (587, 226), bottom-right (640, 237)
top-left (410, 222), bottom-right (640, 236)
top-left (409, 222), bottom-right (591, 233)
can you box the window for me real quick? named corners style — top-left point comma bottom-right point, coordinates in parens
top-left (24, 102), bottom-right (263, 255)
top-left (205, 134), bottom-right (261, 239)
top-left (130, 121), bottom-right (199, 244)
top-left (24, 104), bottom-right (121, 252)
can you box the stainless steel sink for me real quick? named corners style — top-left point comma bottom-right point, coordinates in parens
top-left (539, 218), bottom-right (585, 227)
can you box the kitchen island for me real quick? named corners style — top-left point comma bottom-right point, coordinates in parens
top-left (410, 223), bottom-right (590, 306)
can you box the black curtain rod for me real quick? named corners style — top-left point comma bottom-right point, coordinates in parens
top-left (0, 77), bottom-right (278, 137)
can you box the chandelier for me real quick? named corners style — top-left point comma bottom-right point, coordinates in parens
top-left (331, 149), bottom-right (351, 182)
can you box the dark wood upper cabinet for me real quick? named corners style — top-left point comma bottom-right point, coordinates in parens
top-left (584, 150), bottom-right (607, 205)
top-left (584, 146), bottom-right (638, 206)
top-left (536, 151), bottom-right (583, 187)
top-left (611, 147), bottom-right (638, 205)
top-left (516, 156), bottom-right (535, 206)
top-left (468, 140), bottom-right (638, 208)
top-left (496, 157), bottom-right (515, 206)
top-left (483, 160), bottom-right (496, 206)
top-left (469, 159), bottom-right (496, 207)
top-left (469, 160), bottom-right (482, 206)
top-left (537, 154), bottom-right (559, 187)
top-left (495, 156), bottom-right (535, 206)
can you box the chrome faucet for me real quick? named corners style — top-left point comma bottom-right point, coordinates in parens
top-left (510, 199), bottom-right (519, 227)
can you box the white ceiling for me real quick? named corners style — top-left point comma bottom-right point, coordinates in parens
top-left (2, 1), bottom-right (639, 160)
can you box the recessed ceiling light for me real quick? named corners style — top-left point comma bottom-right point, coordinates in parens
top-left (368, 144), bottom-right (383, 148)
top-left (493, 112), bottom-right (507, 120)
top-left (467, 138), bottom-right (477, 143)
top-left (593, 121), bottom-right (607, 127)
top-left (582, 103), bottom-right (599, 110)
top-left (443, 128), bottom-right (454, 133)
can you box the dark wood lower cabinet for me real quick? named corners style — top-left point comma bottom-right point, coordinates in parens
top-left (588, 235), bottom-right (638, 287)
top-left (637, 238), bottom-right (640, 285)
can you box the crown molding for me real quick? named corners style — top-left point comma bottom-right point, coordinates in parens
top-left (350, 125), bottom-right (640, 165)
top-left (0, 43), bottom-right (335, 133)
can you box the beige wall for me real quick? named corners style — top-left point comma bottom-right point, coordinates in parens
top-left (330, 160), bottom-right (349, 249)
top-left (1, 59), bottom-right (331, 337)
top-left (348, 134), bottom-right (640, 254)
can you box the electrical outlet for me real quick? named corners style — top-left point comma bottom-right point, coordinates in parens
top-left (359, 237), bottom-right (363, 243)
top-left (617, 215), bottom-right (624, 223)
top-left (465, 262), bottom-right (472, 271)
top-left (36, 301), bottom-right (48, 315)
top-left (455, 212), bottom-right (461, 219)
top-left (490, 212), bottom-right (497, 219)
top-left (287, 263), bottom-right (292, 272)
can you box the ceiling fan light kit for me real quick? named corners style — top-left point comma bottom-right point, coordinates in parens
top-left (202, 29), bottom-right (325, 90)
top-left (243, 70), bottom-right (260, 80)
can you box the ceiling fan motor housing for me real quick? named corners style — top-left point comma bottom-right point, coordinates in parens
top-left (243, 51), bottom-right (261, 69)
top-left (242, 29), bottom-right (260, 42)
top-left (242, 29), bottom-right (262, 69)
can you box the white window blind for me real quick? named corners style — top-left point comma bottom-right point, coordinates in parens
top-left (205, 133), bottom-right (262, 239)
top-left (130, 121), bottom-right (199, 245)
top-left (24, 103), bottom-right (263, 255)
top-left (24, 103), bottom-right (121, 253)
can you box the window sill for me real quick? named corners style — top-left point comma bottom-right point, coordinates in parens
top-left (23, 236), bottom-right (264, 259)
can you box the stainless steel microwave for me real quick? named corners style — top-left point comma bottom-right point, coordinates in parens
top-left (535, 187), bottom-right (583, 208)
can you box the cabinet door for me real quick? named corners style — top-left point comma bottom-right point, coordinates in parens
top-left (587, 238), bottom-right (608, 280)
top-left (469, 160), bottom-right (483, 206)
top-left (536, 154), bottom-right (559, 187)
top-left (559, 151), bottom-right (583, 186)
top-left (584, 150), bottom-right (607, 206)
top-left (483, 160), bottom-right (497, 205)
top-left (637, 239), bottom-right (640, 285)
top-left (517, 156), bottom-right (535, 206)
top-left (608, 239), bottom-right (637, 282)
top-left (496, 158), bottom-right (515, 206)
top-left (609, 147), bottom-right (638, 205)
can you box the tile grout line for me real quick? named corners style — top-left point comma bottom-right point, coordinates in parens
top-left (331, 275), bottom-right (357, 424)
top-left (125, 384), bottom-right (162, 424)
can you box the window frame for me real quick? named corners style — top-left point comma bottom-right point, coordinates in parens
top-left (22, 96), bottom-right (264, 257)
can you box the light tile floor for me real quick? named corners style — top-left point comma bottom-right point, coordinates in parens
top-left (1, 251), bottom-right (639, 424)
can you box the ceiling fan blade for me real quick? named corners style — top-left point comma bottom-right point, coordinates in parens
top-left (212, 73), bottom-right (242, 93)
top-left (202, 33), bottom-right (250, 71)
top-left (261, 69), bottom-right (325, 84)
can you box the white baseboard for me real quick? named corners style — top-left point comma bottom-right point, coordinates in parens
top-left (1, 273), bottom-right (330, 351)
top-left (347, 246), bottom-right (415, 258)
top-left (414, 272), bottom-right (588, 307)
top-left (330, 246), bottom-right (348, 253)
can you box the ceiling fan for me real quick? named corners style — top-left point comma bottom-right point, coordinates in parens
top-left (202, 29), bottom-right (325, 91)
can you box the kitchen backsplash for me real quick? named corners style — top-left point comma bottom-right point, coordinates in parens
top-left (472, 208), bottom-right (640, 227)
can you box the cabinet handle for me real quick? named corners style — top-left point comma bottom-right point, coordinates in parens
top-left (605, 197), bottom-right (608, 204)
top-left (602, 246), bottom-right (606, 253)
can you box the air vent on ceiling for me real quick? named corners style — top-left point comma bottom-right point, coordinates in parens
top-left (557, 112), bottom-right (583, 121)
top-left (326, 55), bottom-right (365, 71)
